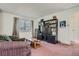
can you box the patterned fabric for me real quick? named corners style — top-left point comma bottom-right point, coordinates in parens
top-left (0, 41), bottom-right (31, 56)
top-left (4, 35), bottom-right (12, 41)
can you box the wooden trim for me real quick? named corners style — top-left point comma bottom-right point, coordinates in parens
top-left (32, 20), bottom-right (34, 38)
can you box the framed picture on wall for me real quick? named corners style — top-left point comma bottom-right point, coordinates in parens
top-left (60, 20), bottom-right (66, 28)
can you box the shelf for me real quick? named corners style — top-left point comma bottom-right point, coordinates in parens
top-left (45, 23), bottom-right (56, 25)
top-left (37, 18), bottom-right (58, 44)
top-left (50, 27), bottom-right (56, 28)
top-left (44, 19), bottom-right (57, 22)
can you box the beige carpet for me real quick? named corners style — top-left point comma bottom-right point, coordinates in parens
top-left (31, 41), bottom-right (79, 56)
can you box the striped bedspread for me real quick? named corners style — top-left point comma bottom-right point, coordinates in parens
top-left (0, 41), bottom-right (31, 56)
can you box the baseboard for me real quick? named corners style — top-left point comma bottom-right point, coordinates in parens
top-left (58, 41), bottom-right (72, 46)
top-left (71, 40), bottom-right (79, 46)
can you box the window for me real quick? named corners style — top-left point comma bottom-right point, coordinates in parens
top-left (17, 19), bottom-right (32, 32)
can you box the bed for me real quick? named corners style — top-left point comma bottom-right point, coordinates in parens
top-left (0, 41), bottom-right (31, 56)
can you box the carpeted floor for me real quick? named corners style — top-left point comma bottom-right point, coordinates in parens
top-left (31, 41), bottom-right (79, 56)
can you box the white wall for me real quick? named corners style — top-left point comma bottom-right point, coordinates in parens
top-left (0, 11), bottom-right (2, 34)
top-left (2, 12), bottom-right (15, 35)
top-left (0, 12), bottom-right (33, 40)
top-left (34, 6), bottom-right (79, 44)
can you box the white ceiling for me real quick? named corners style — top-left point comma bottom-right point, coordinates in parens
top-left (0, 3), bottom-right (79, 18)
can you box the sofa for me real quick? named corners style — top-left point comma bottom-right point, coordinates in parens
top-left (0, 35), bottom-right (31, 56)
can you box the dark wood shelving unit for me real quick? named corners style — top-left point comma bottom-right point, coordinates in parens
top-left (37, 17), bottom-right (58, 44)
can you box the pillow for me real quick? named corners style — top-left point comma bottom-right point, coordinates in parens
top-left (0, 35), bottom-right (8, 41)
top-left (9, 35), bottom-right (18, 41)
top-left (5, 35), bottom-right (12, 41)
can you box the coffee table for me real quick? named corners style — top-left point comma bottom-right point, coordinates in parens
top-left (31, 40), bottom-right (41, 48)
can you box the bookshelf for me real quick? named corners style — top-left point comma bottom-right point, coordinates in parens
top-left (37, 16), bottom-right (58, 44)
